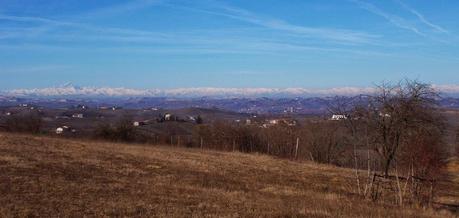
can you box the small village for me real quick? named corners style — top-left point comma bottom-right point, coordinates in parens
top-left (0, 102), bottom-right (352, 139)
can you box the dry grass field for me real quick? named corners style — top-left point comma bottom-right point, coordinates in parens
top-left (0, 133), bottom-right (457, 217)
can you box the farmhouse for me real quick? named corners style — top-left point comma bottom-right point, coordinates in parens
top-left (55, 126), bottom-right (76, 134)
top-left (262, 119), bottom-right (297, 127)
top-left (269, 119), bottom-right (279, 125)
top-left (379, 112), bottom-right (391, 118)
top-left (164, 113), bottom-right (172, 121)
top-left (72, 114), bottom-right (84, 119)
top-left (331, 114), bottom-right (347, 121)
top-left (133, 121), bottom-right (147, 127)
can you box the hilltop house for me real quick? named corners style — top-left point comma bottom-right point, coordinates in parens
top-left (331, 114), bottom-right (347, 121)
top-left (133, 121), bottom-right (147, 127)
top-left (55, 126), bottom-right (76, 134)
top-left (262, 119), bottom-right (297, 128)
top-left (72, 113), bottom-right (84, 119)
top-left (164, 113), bottom-right (172, 121)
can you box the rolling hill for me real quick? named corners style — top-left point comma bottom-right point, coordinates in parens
top-left (0, 133), bottom-right (457, 217)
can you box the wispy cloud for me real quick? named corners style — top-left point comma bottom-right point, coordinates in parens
top-left (395, 0), bottom-right (448, 33)
top-left (0, 12), bottom-right (395, 58)
top-left (0, 14), bottom-right (73, 26)
top-left (0, 0), bottom-right (165, 38)
top-left (0, 14), bottom-right (173, 41)
top-left (350, 0), bottom-right (424, 36)
top-left (0, 65), bottom-right (72, 74)
top-left (1, 1), bottom-right (445, 60)
top-left (168, 2), bottom-right (379, 44)
top-left (79, 0), bottom-right (163, 19)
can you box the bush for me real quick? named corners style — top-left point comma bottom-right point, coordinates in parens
top-left (5, 112), bottom-right (42, 134)
top-left (94, 117), bottom-right (137, 142)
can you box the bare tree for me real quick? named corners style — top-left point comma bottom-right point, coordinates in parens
top-left (363, 80), bottom-right (445, 177)
top-left (327, 95), bottom-right (367, 194)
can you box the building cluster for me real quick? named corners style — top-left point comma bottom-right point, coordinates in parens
top-left (239, 117), bottom-right (298, 128)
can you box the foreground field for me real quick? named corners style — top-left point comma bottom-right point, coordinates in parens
top-left (0, 133), bottom-right (456, 217)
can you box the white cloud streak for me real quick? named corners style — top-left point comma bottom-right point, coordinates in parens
top-left (350, 0), bottom-right (424, 36)
top-left (395, 0), bottom-right (448, 33)
top-left (0, 13), bottom-right (398, 58)
top-left (78, 0), bottom-right (163, 19)
top-left (168, 2), bottom-right (379, 44)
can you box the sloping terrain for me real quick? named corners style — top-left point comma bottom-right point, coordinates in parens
top-left (0, 133), bottom-right (456, 217)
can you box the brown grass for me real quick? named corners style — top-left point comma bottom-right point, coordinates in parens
top-left (0, 133), bottom-right (456, 217)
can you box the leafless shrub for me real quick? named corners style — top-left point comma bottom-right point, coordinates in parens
top-left (94, 117), bottom-right (137, 142)
top-left (5, 111), bottom-right (42, 134)
top-left (301, 121), bottom-right (347, 165)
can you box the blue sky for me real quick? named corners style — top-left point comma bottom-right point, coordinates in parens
top-left (0, 0), bottom-right (458, 90)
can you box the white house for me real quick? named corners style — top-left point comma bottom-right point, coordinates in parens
top-left (56, 127), bottom-right (64, 134)
top-left (269, 119), bottom-right (279, 125)
top-left (379, 112), bottom-right (391, 118)
top-left (72, 114), bottom-right (84, 118)
top-left (331, 114), bottom-right (347, 121)
top-left (56, 126), bottom-right (69, 134)
top-left (133, 121), bottom-right (147, 127)
top-left (164, 113), bottom-right (172, 121)
top-left (56, 126), bottom-right (76, 134)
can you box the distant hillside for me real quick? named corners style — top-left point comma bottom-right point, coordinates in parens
top-left (2, 95), bottom-right (459, 115)
top-left (0, 133), bottom-right (457, 217)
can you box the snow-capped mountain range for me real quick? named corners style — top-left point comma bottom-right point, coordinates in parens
top-left (2, 84), bottom-right (459, 98)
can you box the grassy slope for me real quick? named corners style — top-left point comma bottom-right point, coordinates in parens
top-left (0, 133), bottom-right (455, 217)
